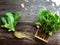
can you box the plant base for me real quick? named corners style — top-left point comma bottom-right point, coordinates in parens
top-left (35, 28), bottom-right (50, 43)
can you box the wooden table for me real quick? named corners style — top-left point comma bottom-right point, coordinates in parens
top-left (0, 22), bottom-right (60, 45)
top-left (0, 0), bottom-right (60, 45)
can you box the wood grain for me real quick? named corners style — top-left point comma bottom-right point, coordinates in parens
top-left (0, 0), bottom-right (60, 45)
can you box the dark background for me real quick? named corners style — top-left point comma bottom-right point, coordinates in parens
top-left (0, 0), bottom-right (60, 45)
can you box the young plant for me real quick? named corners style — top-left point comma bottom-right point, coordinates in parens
top-left (1, 12), bottom-right (21, 31)
top-left (36, 8), bottom-right (60, 35)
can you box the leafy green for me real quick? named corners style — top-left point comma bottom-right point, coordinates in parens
top-left (1, 12), bottom-right (21, 31)
top-left (36, 8), bottom-right (60, 35)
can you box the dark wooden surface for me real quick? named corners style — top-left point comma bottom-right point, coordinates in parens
top-left (0, 0), bottom-right (60, 45)
top-left (0, 22), bottom-right (49, 45)
top-left (0, 22), bottom-right (60, 45)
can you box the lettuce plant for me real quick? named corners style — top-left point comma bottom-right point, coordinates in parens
top-left (36, 8), bottom-right (60, 35)
top-left (1, 12), bottom-right (21, 31)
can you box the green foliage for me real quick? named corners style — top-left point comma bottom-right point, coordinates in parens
top-left (36, 8), bottom-right (60, 35)
top-left (1, 12), bottom-right (21, 31)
